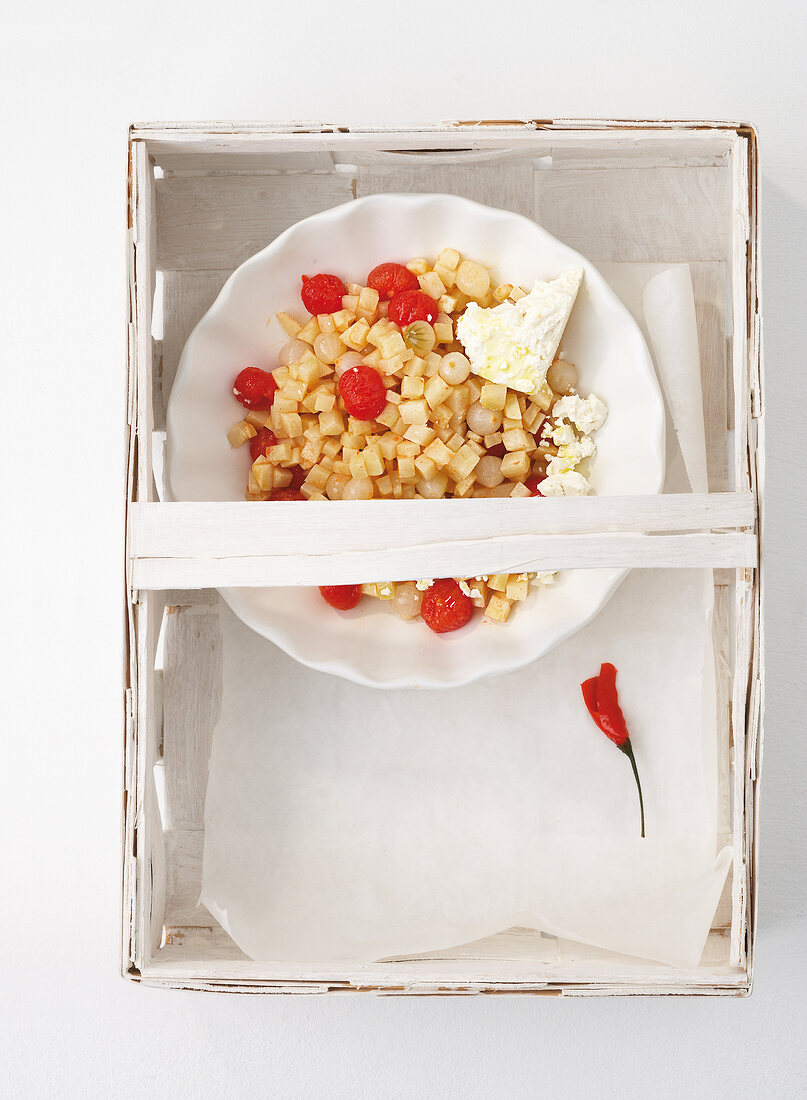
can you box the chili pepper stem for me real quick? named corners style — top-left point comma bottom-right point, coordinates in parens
top-left (619, 740), bottom-right (645, 838)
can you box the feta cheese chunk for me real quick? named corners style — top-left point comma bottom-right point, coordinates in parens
top-left (552, 393), bottom-right (608, 435)
top-left (456, 269), bottom-right (583, 396)
top-left (540, 471), bottom-right (591, 497)
top-left (547, 435), bottom-right (595, 475)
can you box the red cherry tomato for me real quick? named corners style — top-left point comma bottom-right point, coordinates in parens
top-left (233, 367), bottom-right (278, 410)
top-left (249, 427), bottom-right (277, 462)
top-left (524, 477), bottom-right (544, 497)
top-left (486, 442), bottom-right (506, 458)
top-left (319, 584), bottom-right (362, 610)
top-left (367, 262), bottom-right (419, 301)
top-left (301, 273), bottom-right (346, 315)
top-left (420, 579), bottom-right (474, 634)
top-left (388, 289), bottom-right (439, 327)
top-left (337, 364), bottom-right (387, 419)
top-left (269, 488), bottom-right (306, 500)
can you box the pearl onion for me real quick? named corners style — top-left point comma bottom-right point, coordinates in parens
top-left (439, 352), bottom-right (471, 386)
top-left (475, 455), bottom-right (505, 488)
top-left (335, 351), bottom-right (364, 378)
top-left (391, 582), bottom-right (423, 621)
top-left (313, 332), bottom-right (345, 365)
top-left (547, 359), bottom-right (578, 395)
top-left (465, 401), bottom-right (502, 435)
top-left (278, 338), bottom-right (308, 367)
top-left (415, 472), bottom-right (449, 498)
top-left (341, 477), bottom-right (374, 500)
top-left (455, 260), bottom-right (490, 300)
top-left (325, 473), bottom-right (349, 500)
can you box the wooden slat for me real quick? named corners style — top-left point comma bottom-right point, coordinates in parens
top-left (133, 532), bottom-right (756, 590)
top-left (690, 263), bottom-right (730, 491)
top-left (161, 270), bottom-right (230, 412)
top-left (155, 173), bottom-right (355, 270)
top-left (534, 166), bottom-right (731, 263)
top-left (132, 141), bottom-right (156, 502)
top-left (162, 605), bottom-right (222, 829)
top-left (130, 493), bottom-right (754, 556)
top-left (356, 156), bottom-right (534, 218)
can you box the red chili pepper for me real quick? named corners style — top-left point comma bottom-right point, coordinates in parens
top-left (580, 663), bottom-right (645, 838)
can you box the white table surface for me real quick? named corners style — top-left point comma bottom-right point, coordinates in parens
top-left (2, 1), bottom-right (805, 1096)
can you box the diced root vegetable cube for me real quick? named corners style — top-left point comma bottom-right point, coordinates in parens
top-left (378, 331), bottom-right (407, 359)
top-left (423, 374), bottom-right (453, 410)
top-left (297, 317), bottom-right (320, 344)
top-left (406, 257), bottom-right (429, 275)
top-left (506, 575), bottom-right (530, 601)
top-left (453, 473), bottom-right (476, 497)
top-left (401, 375), bottom-right (425, 399)
top-left (436, 248), bottom-right (460, 271)
top-left (492, 284), bottom-right (513, 302)
top-left (433, 321), bottom-right (453, 343)
top-left (364, 449), bottom-right (384, 477)
top-left (488, 573), bottom-right (509, 592)
top-left (341, 319), bottom-right (371, 350)
top-left (253, 460), bottom-right (274, 491)
top-left (397, 456), bottom-right (417, 481)
top-left (532, 381), bottom-right (554, 412)
top-left (318, 409), bottom-right (345, 436)
top-left (403, 424), bottom-right (436, 447)
top-left (358, 286), bottom-right (380, 313)
top-left (480, 383), bottom-right (507, 411)
top-left (500, 451), bottom-right (531, 480)
top-left (502, 428), bottom-right (533, 452)
top-left (331, 309), bottom-right (354, 332)
top-left (485, 594), bottom-right (512, 623)
top-left (244, 409), bottom-right (270, 428)
top-left (399, 399), bottom-right (429, 425)
top-left (306, 464), bottom-right (331, 491)
top-left (414, 454), bottom-right (438, 481)
top-left (510, 482), bottom-right (532, 498)
top-left (446, 444), bottom-right (480, 482)
top-left (423, 438), bottom-right (453, 468)
top-left (227, 420), bottom-right (257, 447)
top-left (276, 311), bottom-right (302, 336)
top-left (418, 271), bottom-right (447, 298)
top-left (509, 286), bottom-right (527, 301)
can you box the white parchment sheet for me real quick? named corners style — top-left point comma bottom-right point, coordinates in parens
top-left (200, 265), bottom-right (732, 968)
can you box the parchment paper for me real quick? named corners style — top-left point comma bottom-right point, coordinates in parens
top-left (199, 264), bottom-right (732, 968)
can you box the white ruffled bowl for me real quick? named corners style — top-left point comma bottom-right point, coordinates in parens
top-left (167, 194), bottom-right (664, 688)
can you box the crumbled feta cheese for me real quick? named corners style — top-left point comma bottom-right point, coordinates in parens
top-left (516, 573), bottom-right (528, 582)
top-left (552, 393), bottom-right (608, 435)
top-left (474, 575), bottom-right (489, 583)
top-left (547, 436), bottom-right (595, 475)
top-left (469, 587), bottom-right (482, 600)
top-left (456, 269), bottom-right (583, 396)
top-left (458, 580), bottom-right (472, 597)
top-left (415, 579), bottom-right (434, 591)
top-left (549, 421), bottom-right (577, 447)
top-left (531, 571), bottom-right (558, 588)
top-left (540, 471), bottom-right (591, 496)
top-left (378, 585), bottom-right (392, 597)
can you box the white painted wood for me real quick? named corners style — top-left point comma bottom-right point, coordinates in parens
top-left (139, 926), bottom-right (743, 992)
top-left (356, 157), bottom-right (534, 218)
top-left (132, 532), bottom-right (756, 590)
top-left (534, 165), bottom-right (731, 262)
top-left (127, 494), bottom-right (756, 589)
top-left (160, 270), bottom-right (229, 413)
top-left (130, 493), bottom-right (755, 557)
top-left (690, 262), bottom-right (730, 491)
top-left (131, 141), bottom-right (156, 503)
top-left (155, 173), bottom-right (355, 270)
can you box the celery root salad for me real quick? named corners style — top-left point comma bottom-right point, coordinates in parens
top-left (227, 252), bottom-right (607, 633)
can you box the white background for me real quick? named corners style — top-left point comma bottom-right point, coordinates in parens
top-left (2, 1), bottom-right (805, 1096)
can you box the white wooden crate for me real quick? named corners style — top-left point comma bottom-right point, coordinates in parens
top-left (124, 120), bottom-right (762, 995)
